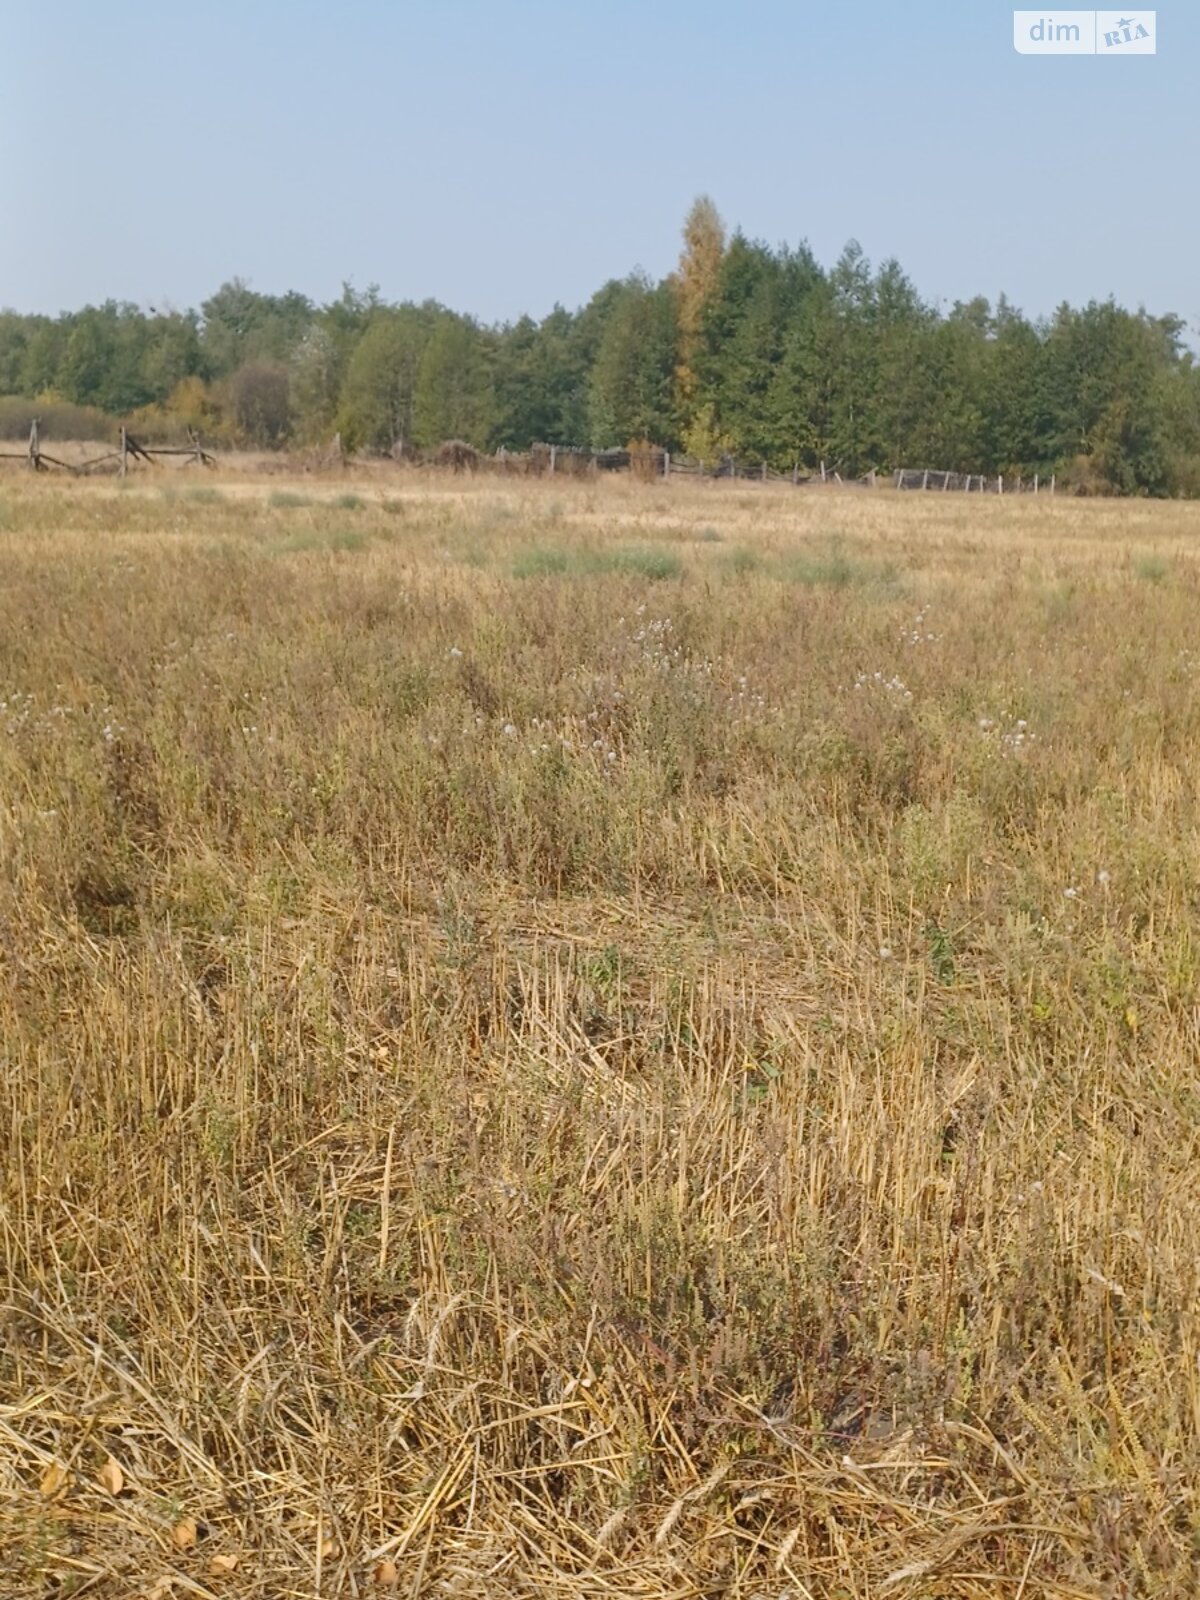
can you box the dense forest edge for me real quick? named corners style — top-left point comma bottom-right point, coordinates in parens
top-left (3, 198), bottom-right (1198, 496)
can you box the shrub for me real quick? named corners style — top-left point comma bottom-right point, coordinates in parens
top-left (512, 546), bottom-right (570, 578)
top-left (1134, 553), bottom-right (1169, 582)
top-left (0, 394), bottom-right (114, 443)
top-left (226, 360), bottom-right (292, 447)
top-left (721, 546), bottom-right (762, 575)
top-left (601, 546), bottom-right (682, 580)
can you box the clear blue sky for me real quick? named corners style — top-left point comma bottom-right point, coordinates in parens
top-left (3, 2), bottom-right (1195, 331)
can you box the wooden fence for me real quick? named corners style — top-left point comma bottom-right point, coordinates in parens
top-left (0, 420), bottom-right (1058, 498)
top-left (0, 418), bottom-right (215, 475)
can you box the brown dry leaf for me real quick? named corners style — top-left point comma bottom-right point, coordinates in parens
top-left (170, 1516), bottom-right (198, 1551)
top-left (39, 1460), bottom-right (70, 1498)
top-left (374, 1560), bottom-right (399, 1588)
top-left (96, 1455), bottom-right (125, 1496)
top-left (208, 1553), bottom-right (239, 1577)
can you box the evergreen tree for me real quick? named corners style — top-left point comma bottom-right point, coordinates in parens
top-left (1042, 301), bottom-right (1172, 492)
top-left (695, 237), bottom-right (823, 465)
top-left (586, 277), bottom-right (679, 448)
top-left (869, 259), bottom-right (935, 469)
top-left (979, 298), bottom-right (1048, 473)
top-left (765, 279), bottom-right (836, 469)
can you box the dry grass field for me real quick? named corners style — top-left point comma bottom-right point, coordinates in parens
top-left (1, 470), bottom-right (1199, 1598)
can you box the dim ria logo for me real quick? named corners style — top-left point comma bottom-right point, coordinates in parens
top-left (1013, 11), bottom-right (1156, 53)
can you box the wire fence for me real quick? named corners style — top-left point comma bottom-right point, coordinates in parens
top-left (492, 444), bottom-right (880, 487)
top-left (894, 467), bottom-right (1056, 495)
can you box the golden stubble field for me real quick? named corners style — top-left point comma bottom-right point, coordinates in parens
top-left (1, 470), bottom-right (1198, 1598)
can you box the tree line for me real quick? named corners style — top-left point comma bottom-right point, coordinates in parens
top-left (2, 197), bottom-right (1198, 494)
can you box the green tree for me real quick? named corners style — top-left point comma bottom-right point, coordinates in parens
top-left (1042, 301), bottom-right (1173, 492)
top-left (335, 305), bottom-right (435, 453)
top-left (290, 325), bottom-right (342, 443)
top-left (18, 321), bottom-right (67, 396)
top-left (694, 236), bottom-right (823, 465)
top-left (413, 314), bottom-right (496, 449)
top-left (141, 312), bottom-right (203, 404)
top-left (587, 276), bottom-right (679, 448)
top-left (979, 298), bottom-right (1049, 473)
top-left (1155, 356), bottom-right (1200, 496)
top-left (200, 281), bottom-right (314, 377)
top-left (0, 313), bottom-right (31, 393)
top-left (766, 277), bottom-right (838, 469)
top-left (57, 314), bottom-right (112, 408)
top-left (58, 303), bottom-right (165, 413)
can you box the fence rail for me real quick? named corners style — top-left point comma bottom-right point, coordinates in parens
top-left (0, 418), bottom-right (215, 475)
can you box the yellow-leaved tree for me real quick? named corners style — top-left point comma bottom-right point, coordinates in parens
top-left (672, 196), bottom-right (727, 462)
